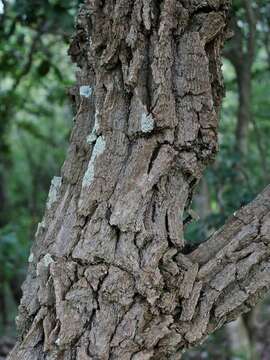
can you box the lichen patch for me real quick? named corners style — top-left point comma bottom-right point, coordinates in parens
top-left (28, 253), bottom-right (34, 263)
top-left (80, 85), bottom-right (92, 98)
top-left (46, 176), bottom-right (62, 209)
top-left (87, 112), bottom-right (100, 144)
top-left (35, 220), bottom-right (46, 237)
top-left (141, 112), bottom-right (154, 133)
top-left (82, 136), bottom-right (106, 187)
top-left (43, 253), bottom-right (54, 267)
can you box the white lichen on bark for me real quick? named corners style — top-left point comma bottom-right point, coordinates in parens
top-left (82, 135), bottom-right (106, 187)
top-left (141, 112), bottom-right (154, 133)
top-left (46, 176), bottom-right (62, 209)
top-left (28, 253), bottom-right (34, 263)
top-left (79, 85), bottom-right (92, 98)
top-left (35, 220), bottom-right (46, 237)
top-left (87, 111), bottom-right (100, 144)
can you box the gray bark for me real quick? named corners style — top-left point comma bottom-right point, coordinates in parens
top-left (8, 1), bottom-right (270, 359)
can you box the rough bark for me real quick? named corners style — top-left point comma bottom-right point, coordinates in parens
top-left (8, 1), bottom-right (270, 359)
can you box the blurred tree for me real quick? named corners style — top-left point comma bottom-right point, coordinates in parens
top-left (225, 0), bottom-right (256, 156)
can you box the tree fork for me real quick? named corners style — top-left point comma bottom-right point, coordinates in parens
top-left (8, 1), bottom-right (270, 359)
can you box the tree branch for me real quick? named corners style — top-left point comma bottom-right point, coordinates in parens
top-left (243, 0), bottom-right (257, 65)
top-left (176, 185), bottom-right (270, 346)
top-left (11, 21), bottom-right (47, 92)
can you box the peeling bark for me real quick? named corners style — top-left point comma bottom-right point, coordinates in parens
top-left (8, 1), bottom-right (270, 359)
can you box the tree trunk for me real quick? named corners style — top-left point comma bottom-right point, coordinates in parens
top-left (235, 65), bottom-right (251, 156)
top-left (224, 5), bottom-right (260, 356)
top-left (224, 1), bottom-right (256, 157)
top-left (8, 1), bottom-right (270, 359)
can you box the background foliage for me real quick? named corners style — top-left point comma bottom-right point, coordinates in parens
top-left (0, 0), bottom-right (83, 337)
top-left (0, 0), bottom-right (269, 359)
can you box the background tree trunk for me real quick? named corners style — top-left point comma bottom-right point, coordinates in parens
top-left (224, 0), bottom-right (256, 156)
top-left (223, 4), bottom-right (263, 357)
top-left (8, 1), bottom-right (270, 360)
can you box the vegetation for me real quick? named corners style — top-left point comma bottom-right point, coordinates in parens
top-left (0, 0), bottom-right (82, 335)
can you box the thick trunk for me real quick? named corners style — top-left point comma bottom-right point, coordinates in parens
top-left (8, 1), bottom-right (270, 360)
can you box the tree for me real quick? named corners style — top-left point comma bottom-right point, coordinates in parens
top-left (8, 1), bottom-right (270, 359)
top-left (225, 0), bottom-right (256, 156)
top-left (223, 2), bottom-right (258, 357)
